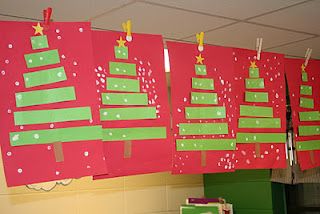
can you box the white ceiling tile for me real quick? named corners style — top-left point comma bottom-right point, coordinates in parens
top-left (184, 22), bottom-right (313, 50)
top-left (145, 0), bottom-right (306, 20)
top-left (91, 2), bottom-right (233, 39)
top-left (0, 0), bottom-right (131, 21)
top-left (267, 37), bottom-right (320, 59)
top-left (251, 1), bottom-right (320, 35)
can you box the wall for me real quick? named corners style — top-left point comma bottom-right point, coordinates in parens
top-left (0, 152), bottom-right (203, 214)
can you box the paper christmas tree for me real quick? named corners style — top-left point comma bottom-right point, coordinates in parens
top-left (9, 23), bottom-right (101, 161)
top-left (176, 53), bottom-right (236, 167)
top-left (236, 60), bottom-right (286, 160)
top-left (295, 64), bottom-right (320, 165)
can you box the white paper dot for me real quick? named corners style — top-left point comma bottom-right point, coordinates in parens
top-left (17, 168), bottom-right (23, 173)
top-left (55, 171), bottom-right (60, 175)
top-left (73, 73), bottom-right (77, 77)
top-left (57, 35), bottom-right (62, 40)
top-left (73, 61), bottom-right (78, 66)
top-left (1, 70), bottom-right (5, 75)
top-left (47, 146), bottom-right (52, 150)
top-left (5, 59), bottom-right (9, 64)
top-left (34, 134), bottom-right (40, 139)
top-left (79, 27), bottom-right (84, 32)
top-left (55, 29), bottom-right (60, 33)
top-left (84, 151), bottom-right (89, 156)
top-left (61, 54), bottom-right (66, 59)
top-left (50, 124), bottom-right (54, 128)
top-left (7, 109), bottom-right (12, 114)
top-left (7, 152), bottom-right (12, 156)
top-left (15, 81), bottom-right (20, 86)
top-left (8, 44), bottom-right (13, 48)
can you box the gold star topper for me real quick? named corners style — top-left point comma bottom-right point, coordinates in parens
top-left (250, 61), bottom-right (258, 68)
top-left (32, 22), bottom-right (44, 35)
top-left (195, 53), bottom-right (204, 64)
top-left (116, 36), bottom-right (126, 47)
top-left (301, 63), bottom-right (306, 72)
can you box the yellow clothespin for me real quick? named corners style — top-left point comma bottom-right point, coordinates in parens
top-left (256, 38), bottom-right (263, 60)
top-left (122, 20), bottom-right (132, 42)
top-left (196, 32), bottom-right (204, 52)
top-left (304, 48), bottom-right (312, 67)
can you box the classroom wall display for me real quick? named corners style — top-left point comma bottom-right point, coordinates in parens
top-left (0, 21), bottom-right (107, 186)
top-left (91, 30), bottom-right (171, 178)
top-left (168, 41), bottom-right (238, 174)
top-left (233, 48), bottom-right (287, 169)
top-left (285, 59), bottom-right (320, 170)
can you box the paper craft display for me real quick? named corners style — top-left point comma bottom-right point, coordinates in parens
top-left (285, 59), bottom-right (320, 170)
top-left (0, 21), bottom-right (106, 186)
top-left (92, 30), bottom-right (171, 178)
top-left (233, 48), bottom-right (287, 169)
top-left (168, 41), bottom-right (238, 174)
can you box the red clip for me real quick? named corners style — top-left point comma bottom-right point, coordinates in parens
top-left (43, 7), bottom-right (52, 26)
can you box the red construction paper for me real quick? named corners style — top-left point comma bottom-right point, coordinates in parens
top-left (233, 48), bottom-right (287, 169)
top-left (168, 41), bottom-right (238, 174)
top-left (91, 30), bottom-right (171, 179)
top-left (285, 58), bottom-right (320, 170)
top-left (0, 21), bottom-right (107, 186)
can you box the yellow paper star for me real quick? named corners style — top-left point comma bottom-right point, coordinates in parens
top-left (301, 63), bottom-right (306, 72)
top-left (250, 61), bottom-right (258, 68)
top-left (32, 22), bottom-right (44, 35)
top-left (116, 36), bottom-right (126, 47)
top-left (195, 53), bottom-right (204, 64)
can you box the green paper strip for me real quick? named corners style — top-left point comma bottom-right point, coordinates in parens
top-left (238, 118), bottom-right (281, 128)
top-left (15, 86), bottom-right (76, 107)
top-left (185, 106), bottom-right (226, 119)
top-left (10, 125), bottom-right (102, 146)
top-left (23, 66), bottom-right (67, 88)
top-left (240, 105), bottom-right (273, 118)
top-left (181, 205), bottom-right (219, 214)
top-left (297, 140), bottom-right (320, 151)
top-left (298, 125), bottom-right (320, 136)
top-left (299, 111), bottom-right (320, 121)
top-left (106, 77), bottom-right (140, 92)
top-left (195, 64), bottom-right (207, 75)
top-left (109, 62), bottom-right (136, 76)
top-left (100, 107), bottom-right (156, 121)
top-left (114, 46), bottom-right (128, 59)
top-left (245, 78), bottom-right (265, 89)
top-left (191, 92), bottom-right (218, 104)
top-left (179, 123), bottom-right (228, 135)
top-left (192, 78), bottom-right (214, 90)
top-left (302, 72), bottom-right (308, 82)
top-left (300, 85), bottom-right (312, 95)
top-left (101, 93), bottom-right (148, 106)
top-left (300, 97), bottom-right (314, 109)
top-left (236, 133), bottom-right (286, 143)
top-left (176, 138), bottom-right (236, 151)
top-left (30, 35), bottom-right (49, 50)
top-left (14, 107), bottom-right (92, 125)
top-left (24, 49), bottom-right (60, 68)
top-left (245, 91), bottom-right (268, 102)
top-left (249, 67), bottom-right (259, 78)
top-left (102, 127), bottom-right (166, 141)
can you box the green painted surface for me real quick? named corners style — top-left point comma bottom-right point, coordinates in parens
top-left (300, 97), bottom-right (314, 109)
top-left (30, 35), bottom-right (49, 50)
top-left (102, 127), bottom-right (166, 141)
top-left (23, 66), bottom-right (67, 88)
top-left (10, 125), bottom-right (102, 146)
top-left (192, 78), bottom-right (214, 90)
top-left (15, 87), bottom-right (76, 107)
top-left (101, 93), bottom-right (148, 106)
top-left (245, 91), bottom-right (269, 102)
top-left (176, 138), bottom-right (236, 151)
top-left (300, 85), bottom-right (312, 95)
top-left (179, 123), bottom-right (228, 135)
top-left (106, 77), bottom-right (140, 92)
top-left (298, 125), bottom-right (320, 136)
top-left (14, 107), bottom-right (92, 125)
top-left (109, 61), bottom-right (136, 76)
top-left (180, 205), bottom-right (219, 214)
top-left (245, 78), bottom-right (265, 89)
top-left (24, 49), bottom-right (60, 68)
top-left (236, 133), bottom-right (286, 143)
top-left (191, 92), bottom-right (218, 104)
top-left (185, 106), bottom-right (226, 119)
top-left (195, 64), bottom-right (207, 75)
top-left (114, 46), bottom-right (128, 59)
top-left (238, 118), bottom-right (281, 128)
top-left (240, 105), bottom-right (273, 117)
top-left (296, 140), bottom-right (320, 151)
top-left (302, 72), bottom-right (308, 82)
top-left (299, 111), bottom-right (319, 121)
top-left (249, 67), bottom-right (259, 78)
top-left (100, 107), bottom-right (156, 121)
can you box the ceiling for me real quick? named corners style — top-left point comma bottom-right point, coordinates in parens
top-left (0, 0), bottom-right (319, 59)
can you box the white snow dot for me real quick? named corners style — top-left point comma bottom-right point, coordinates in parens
top-left (33, 134), bottom-right (40, 139)
top-left (6, 152), bottom-right (12, 156)
top-left (50, 124), bottom-right (54, 128)
top-left (57, 35), bottom-right (62, 40)
top-left (7, 109), bottom-right (12, 114)
top-left (73, 61), bottom-right (78, 66)
top-left (84, 151), bottom-right (89, 157)
top-left (55, 171), bottom-right (60, 175)
top-left (39, 56), bottom-right (43, 60)
top-left (17, 168), bottom-right (23, 173)
top-left (276, 148), bottom-right (280, 153)
top-left (55, 29), bottom-right (60, 33)
top-left (98, 66), bottom-right (102, 71)
top-left (1, 70), bottom-right (5, 75)
top-left (61, 54), bottom-right (66, 59)
top-left (5, 59), bottom-right (9, 64)
top-left (20, 126), bottom-right (24, 130)
top-left (79, 27), bottom-right (84, 32)
top-left (8, 44), bottom-right (13, 49)
top-left (73, 73), bottom-right (77, 77)
top-left (15, 81), bottom-right (20, 86)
